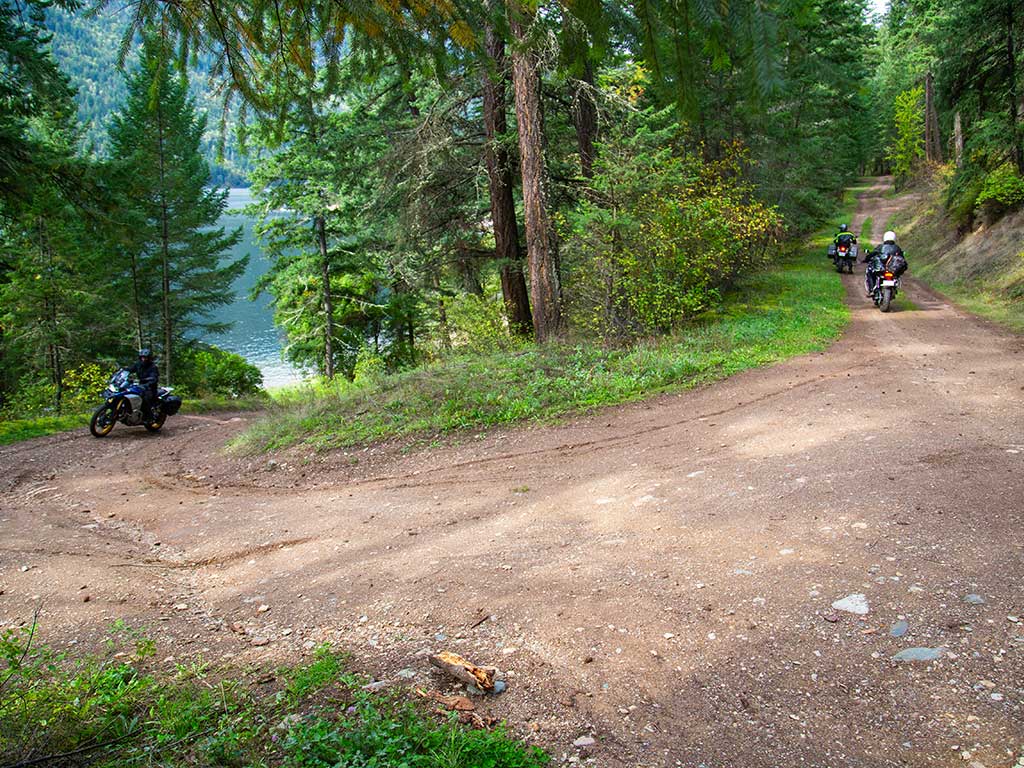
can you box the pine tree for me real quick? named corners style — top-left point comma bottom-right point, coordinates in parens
top-left (107, 33), bottom-right (245, 385)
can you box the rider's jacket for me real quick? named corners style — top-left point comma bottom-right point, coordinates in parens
top-left (129, 360), bottom-right (159, 390)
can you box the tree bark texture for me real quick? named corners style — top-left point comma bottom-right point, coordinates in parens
top-left (509, 7), bottom-right (563, 342)
top-left (482, 21), bottom-right (533, 337)
top-left (315, 214), bottom-right (335, 380)
top-left (572, 59), bottom-right (598, 179)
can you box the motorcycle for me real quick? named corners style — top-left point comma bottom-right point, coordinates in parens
top-left (827, 241), bottom-right (857, 273)
top-left (834, 242), bottom-right (857, 273)
top-left (870, 269), bottom-right (901, 313)
top-left (89, 368), bottom-right (182, 437)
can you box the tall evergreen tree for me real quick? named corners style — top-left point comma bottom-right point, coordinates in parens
top-left (107, 32), bottom-right (245, 385)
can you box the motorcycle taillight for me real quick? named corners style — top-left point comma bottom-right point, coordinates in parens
top-left (884, 272), bottom-right (894, 279)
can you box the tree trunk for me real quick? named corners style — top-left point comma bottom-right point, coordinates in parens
top-left (433, 273), bottom-right (452, 351)
top-left (509, 5), bottom-right (562, 342)
top-left (924, 71), bottom-right (943, 163)
top-left (315, 214), bottom-right (335, 380)
top-left (482, 19), bottom-right (533, 336)
top-left (456, 243), bottom-right (484, 295)
top-left (38, 219), bottom-right (63, 413)
top-left (161, 209), bottom-right (172, 387)
top-left (1007, 3), bottom-right (1023, 174)
top-left (572, 58), bottom-right (598, 179)
top-left (953, 111), bottom-right (964, 167)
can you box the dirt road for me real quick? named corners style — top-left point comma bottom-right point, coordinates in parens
top-left (2, 180), bottom-right (1022, 767)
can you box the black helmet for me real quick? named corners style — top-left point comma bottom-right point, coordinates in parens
top-left (138, 348), bottom-right (152, 360)
top-left (839, 223), bottom-right (849, 232)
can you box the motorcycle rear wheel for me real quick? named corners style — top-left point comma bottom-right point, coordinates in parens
top-left (144, 412), bottom-right (167, 432)
top-left (90, 404), bottom-right (116, 437)
top-left (880, 287), bottom-right (893, 313)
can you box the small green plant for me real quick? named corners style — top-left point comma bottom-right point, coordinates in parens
top-left (0, 625), bottom-right (547, 768)
top-left (352, 347), bottom-right (387, 385)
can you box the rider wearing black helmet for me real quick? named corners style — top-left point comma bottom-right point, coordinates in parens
top-left (129, 348), bottom-right (159, 422)
top-left (833, 223), bottom-right (856, 248)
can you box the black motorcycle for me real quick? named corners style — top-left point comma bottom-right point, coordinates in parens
top-left (89, 368), bottom-right (182, 437)
top-left (828, 241), bottom-right (857, 273)
top-left (865, 249), bottom-right (908, 313)
top-left (871, 268), bottom-right (901, 312)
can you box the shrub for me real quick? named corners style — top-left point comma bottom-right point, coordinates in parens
top-left (444, 292), bottom-right (520, 354)
top-left (176, 344), bottom-right (264, 397)
top-left (560, 108), bottom-right (781, 339)
top-left (976, 163), bottom-right (1024, 213)
top-left (352, 346), bottom-right (387, 384)
top-left (61, 363), bottom-right (110, 413)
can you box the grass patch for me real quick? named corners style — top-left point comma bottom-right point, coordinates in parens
top-left (859, 216), bottom-right (873, 243)
top-left (237, 223), bottom-right (852, 454)
top-left (0, 623), bottom-right (547, 768)
top-left (914, 279), bottom-right (1024, 332)
top-left (0, 395), bottom-right (268, 446)
top-left (0, 413), bottom-right (87, 446)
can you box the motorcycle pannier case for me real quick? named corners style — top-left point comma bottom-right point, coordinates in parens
top-left (163, 395), bottom-right (183, 415)
top-left (827, 243), bottom-right (837, 257)
top-left (887, 253), bottom-right (908, 276)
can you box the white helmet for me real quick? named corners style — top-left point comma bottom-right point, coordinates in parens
top-left (883, 230), bottom-right (896, 243)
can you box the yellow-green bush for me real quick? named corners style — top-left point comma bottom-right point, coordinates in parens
top-left (561, 108), bottom-right (781, 339)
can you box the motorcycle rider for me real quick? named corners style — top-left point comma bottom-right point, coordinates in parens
top-left (863, 230), bottom-right (906, 297)
top-left (830, 223), bottom-right (857, 268)
top-left (833, 223), bottom-right (857, 249)
top-left (128, 348), bottom-right (159, 422)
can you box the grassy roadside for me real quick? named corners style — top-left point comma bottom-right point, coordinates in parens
top-left (0, 624), bottom-right (547, 768)
top-left (235, 210), bottom-right (853, 454)
top-left (0, 396), bottom-right (268, 447)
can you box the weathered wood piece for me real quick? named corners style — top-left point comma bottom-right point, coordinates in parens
top-left (429, 651), bottom-right (497, 691)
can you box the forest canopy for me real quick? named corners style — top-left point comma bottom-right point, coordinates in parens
top-left (1, 0), bottom-right (1021, 413)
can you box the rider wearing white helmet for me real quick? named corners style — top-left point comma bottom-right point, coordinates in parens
top-left (863, 231), bottom-right (906, 296)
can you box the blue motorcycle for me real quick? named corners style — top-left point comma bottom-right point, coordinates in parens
top-left (89, 368), bottom-right (182, 437)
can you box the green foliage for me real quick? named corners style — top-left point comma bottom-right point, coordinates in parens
top-left (176, 345), bottom-right (264, 398)
top-left (976, 164), bottom-right (1024, 212)
top-left (444, 293), bottom-right (521, 355)
top-left (561, 107), bottom-right (781, 338)
top-left (42, 6), bottom-right (251, 184)
top-left (108, 31), bottom-right (246, 384)
top-left (352, 347), bottom-right (387, 385)
top-left (0, 627), bottom-right (547, 768)
top-left (234, 233), bottom-right (848, 454)
top-left (888, 85), bottom-right (925, 182)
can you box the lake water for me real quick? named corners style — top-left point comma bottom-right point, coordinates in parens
top-left (209, 188), bottom-right (304, 388)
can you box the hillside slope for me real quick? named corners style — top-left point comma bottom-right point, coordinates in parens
top-left (896, 182), bottom-right (1024, 330)
top-left (45, 7), bottom-right (250, 185)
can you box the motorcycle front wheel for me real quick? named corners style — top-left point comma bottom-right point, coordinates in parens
top-left (880, 287), bottom-right (893, 313)
top-left (90, 403), bottom-right (116, 437)
top-left (144, 412), bottom-right (167, 433)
